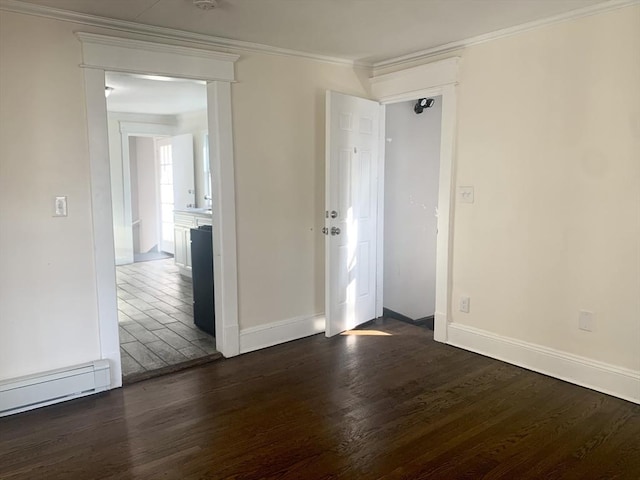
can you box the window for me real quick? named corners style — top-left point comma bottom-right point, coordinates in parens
top-left (156, 138), bottom-right (174, 253)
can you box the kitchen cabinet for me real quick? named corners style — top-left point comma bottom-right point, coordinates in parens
top-left (174, 210), bottom-right (212, 277)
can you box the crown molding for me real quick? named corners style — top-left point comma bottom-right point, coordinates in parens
top-left (0, 0), bottom-right (356, 67)
top-left (373, 0), bottom-right (639, 73)
top-left (2, 0), bottom-right (637, 73)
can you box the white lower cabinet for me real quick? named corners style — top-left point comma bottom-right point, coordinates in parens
top-left (174, 211), bottom-right (212, 277)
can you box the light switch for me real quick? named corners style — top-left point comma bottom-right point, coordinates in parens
top-left (578, 310), bottom-right (594, 332)
top-left (458, 186), bottom-right (474, 204)
top-left (54, 196), bottom-right (68, 217)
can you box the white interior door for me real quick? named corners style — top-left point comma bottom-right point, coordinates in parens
top-left (171, 133), bottom-right (196, 211)
top-left (325, 91), bottom-right (381, 337)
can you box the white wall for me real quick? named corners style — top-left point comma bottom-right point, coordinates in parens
top-left (232, 54), bottom-right (368, 328)
top-left (133, 136), bottom-right (158, 253)
top-left (384, 98), bottom-right (442, 320)
top-left (4, 3), bottom-right (634, 393)
top-left (0, 11), bottom-right (101, 380)
top-left (448, 6), bottom-right (640, 372)
top-left (0, 9), bottom-right (367, 380)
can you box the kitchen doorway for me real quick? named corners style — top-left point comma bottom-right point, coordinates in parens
top-left (80, 34), bottom-right (240, 388)
top-left (105, 72), bottom-right (218, 382)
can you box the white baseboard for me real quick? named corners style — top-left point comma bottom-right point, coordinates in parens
top-left (239, 314), bottom-right (326, 354)
top-left (177, 265), bottom-right (192, 278)
top-left (447, 323), bottom-right (640, 404)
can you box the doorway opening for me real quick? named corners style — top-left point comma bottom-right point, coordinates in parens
top-left (105, 72), bottom-right (219, 383)
top-left (324, 61), bottom-right (458, 342)
top-left (80, 33), bottom-right (240, 389)
top-left (381, 97), bottom-right (443, 331)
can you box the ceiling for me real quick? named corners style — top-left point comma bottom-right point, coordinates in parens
top-left (14, 0), bottom-right (613, 64)
top-left (105, 72), bottom-right (206, 115)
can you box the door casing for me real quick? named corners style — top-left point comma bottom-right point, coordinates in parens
top-left (117, 122), bottom-right (175, 264)
top-left (78, 33), bottom-right (241, 388)
top-left (371, 58), bottom-right (460, 343)
top-left (324, 58), bottom-right (458, 341)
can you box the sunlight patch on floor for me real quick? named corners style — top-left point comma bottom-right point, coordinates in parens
top-left (340, 330), bottom-right (392, 336)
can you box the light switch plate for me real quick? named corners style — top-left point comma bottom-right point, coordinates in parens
top-left (578, 310), bottom-right (594, 332)
top-left (458, 186), bottom-right (474, 204)
top-left (54, 196), bottom-right (68, 217)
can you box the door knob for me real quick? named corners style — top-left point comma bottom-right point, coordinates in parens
top-left (322, 227), bottom-right (329, 235)
top-left (330, 210), bottom-right (338, 219)
top-left (331, 227), bottom-right (341, 236)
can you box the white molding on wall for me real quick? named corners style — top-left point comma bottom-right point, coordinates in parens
top-left (371, 58), bottom-right (459, 344)
top-left (114, 120), bottom-right (177, 265)
top-left (109, 112), bottom-right (179, 125)
top-left (78, 33), bottom-right (241, 389)
top-left (76, 32), bottom-right (238, 82)
top-left (0, 0), bottom-right (355, 67)
top-left (239, 314), bottom-right (326, 355)
top-left (82, 67), bottom-right (122, 389)
top-left (447, 323), bottom-right (640, 404)
top-left (370, 57), bottom-right (460, 99)
top-left (118, 121), bottom-right (176, 137)
top-left (374, 103), bottom-right (386, 319)
top-left (3, 0), bottom-right (636, 72)
top-left (372, 0), bottom-right (639, 72)
top-left (79, 32), bottom-right (240, 63)
top-left (207, 81), bottom-right (240, 358)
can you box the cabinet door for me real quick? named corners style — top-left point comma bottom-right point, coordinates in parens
top-left (174, 226), bottom-right (187, 268)
top-left (186, 231), bottom-right (193, 269)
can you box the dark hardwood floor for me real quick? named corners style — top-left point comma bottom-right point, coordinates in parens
top-left (1, 319), bottom-right (639, 479)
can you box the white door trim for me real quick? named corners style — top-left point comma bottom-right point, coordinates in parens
top-left (116, 122), bottom-right (176, 265)
top-left (78, 34), bottom-right (240, 389)
top-left (370, 57), bottom-right (459, 343)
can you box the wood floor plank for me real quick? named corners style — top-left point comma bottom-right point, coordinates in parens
top-left (1, 319), bottom-right (638, 479)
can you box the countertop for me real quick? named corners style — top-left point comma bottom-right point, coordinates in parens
top-left (174, 207), bottom-right (212, 216)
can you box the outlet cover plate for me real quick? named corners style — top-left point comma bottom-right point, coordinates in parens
top-left (459, 296), bottom-right (470, 313)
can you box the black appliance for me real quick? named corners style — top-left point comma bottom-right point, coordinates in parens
top-left (190, 225), bottom-right (215, 335)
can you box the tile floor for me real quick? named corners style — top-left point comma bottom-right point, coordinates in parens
top-left (117, 258), bottom-right (217, 379)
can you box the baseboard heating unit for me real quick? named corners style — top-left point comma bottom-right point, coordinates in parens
top-left (0, 360), bottom-right (110, 417)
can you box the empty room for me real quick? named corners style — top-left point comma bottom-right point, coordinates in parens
top-left (0, 0), bottom-right (638, 478)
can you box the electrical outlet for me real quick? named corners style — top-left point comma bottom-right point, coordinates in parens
top-left (459, 296), bottom-right (470, 313)
top-left (578, 310), bottom-right (594, 332)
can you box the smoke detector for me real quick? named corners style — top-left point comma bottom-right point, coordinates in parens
top-left (193, 0), bottom-right (218, 9)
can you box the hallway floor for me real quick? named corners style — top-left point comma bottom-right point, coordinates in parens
top-left (116, 258), bottom-right (217, 381)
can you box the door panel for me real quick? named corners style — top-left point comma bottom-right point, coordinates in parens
top-left (325, 91), bottom-right (380, 337)
top-left (171, 133), bottom-right (196, 211)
